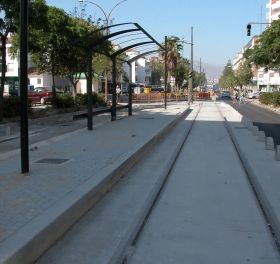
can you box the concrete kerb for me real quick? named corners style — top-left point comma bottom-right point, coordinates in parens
top-left (0, 106), bottom-right (190, 264)
top-left (0, 125), bottom-right (10, 136)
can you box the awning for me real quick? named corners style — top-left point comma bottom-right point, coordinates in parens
top-left (0, 76), bottom-right (19, 81)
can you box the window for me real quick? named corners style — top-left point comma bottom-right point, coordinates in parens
top-left (37, 78), bottom-right (41, 84)
top-left (259, 74), bottom-right (263, 78)
top-left (7, 47), bottom-right (11, 54)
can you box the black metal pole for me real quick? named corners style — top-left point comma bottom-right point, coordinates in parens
top-left (128, 62), bottom-right (132, 116)
top-left (164, 36), bottom-right (167, 109)
top-left (20, 0), bottom-right (29, 174)
top-left (190, 27), bottom-right (193, 104)
top-left (87, 49), bottom-right (93, 130)
top-left (111, 57), bottom-right (117, 121)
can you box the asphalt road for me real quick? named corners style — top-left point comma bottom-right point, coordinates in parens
top-left (220, 97), bottom-right (280, 147)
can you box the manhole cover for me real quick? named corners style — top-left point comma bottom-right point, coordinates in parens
top-left (35, 158), bottom-right (69, 164)
top-left (234, 127), bottom-right (247, 129)
top-left (138, 117), bottom-right (155, 119)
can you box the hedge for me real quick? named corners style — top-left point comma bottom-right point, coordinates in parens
top-left (259, 92), bottom-right (280, 107)
top-left (2, 96), bottom-right (32, 118)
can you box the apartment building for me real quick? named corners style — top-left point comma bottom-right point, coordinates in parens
top-left (122, 48), bottom-right (152, 85)
top-left (266, 0), bottom-right (280, 23)
top-left (232, 0), bottom-right (280, 92)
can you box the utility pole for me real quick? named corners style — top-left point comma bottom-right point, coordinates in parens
top-left (188, 27), bottom-right (193, 104)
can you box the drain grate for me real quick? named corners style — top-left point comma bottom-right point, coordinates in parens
top-left (138, 117), bottom-right (155, 119)
top-left (35, 158), bottom-right (69, 164)
top-left (234, 127), bottom-right (247, 129)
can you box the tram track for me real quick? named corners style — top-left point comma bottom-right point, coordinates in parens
top-left (35, 102), bottom-right (280, 264)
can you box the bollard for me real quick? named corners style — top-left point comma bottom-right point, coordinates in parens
top-left (252, 126), bottom-right (259, 136)
top-left (0, 125), bottom-right (10, 136)
top-left (266, 137), bottom-right (274, 150)
top-left (247, 121), bottom-right (253, 131)
top-left (241, 116), bottom-right (248, 124)
top-left (275, 145), bottom-right (280, 161)
top-left (258, 131), bottom-right (266, 142)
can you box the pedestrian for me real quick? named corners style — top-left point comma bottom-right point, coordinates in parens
top-left (239, 90), bottom-right (245, 104)
top-left (232, 90), bottom-right (237, 104)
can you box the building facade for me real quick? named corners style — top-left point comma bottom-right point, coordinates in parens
top-left (232, 0), bottom-right (280, 93)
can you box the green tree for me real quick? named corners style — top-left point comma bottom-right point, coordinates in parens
top-left (151, 59), bottom-right (164, 85)
top-left (159, 37), bottom-right (182, 84)
top-left (235, 60), bottom-right (253, 91)
top-left (218, 60), bottom-right (236, 89)
top-left (172, 58), bottom-right (189, 90)
top-left (63, 17), bottom-right (110, 100)
top-left (28, 6), bottom-right (74, 107)
top-left (0, 0), bottom-right (19, 123)
top-left (0, 0), bottom-right (47, 122)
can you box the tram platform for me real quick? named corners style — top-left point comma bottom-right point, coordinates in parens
top-left (0, 102), bottom-right (280, 264)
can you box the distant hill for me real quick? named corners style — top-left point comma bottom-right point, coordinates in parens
top-left (193, 60), bottom-right (223, 79)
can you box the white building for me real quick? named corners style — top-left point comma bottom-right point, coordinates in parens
top-left (0, 33), bottom-right (73, 95)
top-left (123, 48), bottom-right (151, 85)
top-left (266, 0), bottom-right (280, 23)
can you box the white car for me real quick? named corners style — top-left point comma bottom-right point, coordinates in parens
top-left (248, 91), bottom-right (261, 99)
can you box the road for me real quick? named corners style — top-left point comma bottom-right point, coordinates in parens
top-left (220, 97), bottom-right (280, 147)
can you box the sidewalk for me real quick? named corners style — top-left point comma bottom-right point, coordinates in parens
top-left (0, 102), bottom-right (189, 264)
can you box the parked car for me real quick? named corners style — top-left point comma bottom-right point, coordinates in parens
top-left (28, 86), bottom-right (62, 104)
top-left (248, 91), bottom-right (265, 99)
top-left (221, 91), bottom-right (230, 98)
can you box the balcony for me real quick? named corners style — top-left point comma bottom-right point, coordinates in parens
top-left (266, 12), bottom-right (270, 19)
top-left (271, 1), bottom-right (280, 10)
top-left (266, 2), bottom-right (270, 8)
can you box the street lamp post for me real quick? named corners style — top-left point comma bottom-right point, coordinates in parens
top-left (171, 28), bottom-right (193, 105)
top-left (78, 0), bottom-right (128, 101)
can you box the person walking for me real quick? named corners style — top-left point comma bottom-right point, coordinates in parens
top-left (232, 89), bottom-right (237, 104)
top-left (239, 90), bottom-right (245, 104)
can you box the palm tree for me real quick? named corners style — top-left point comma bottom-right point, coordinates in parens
top-left (159, 37), bottom-right (182, 84)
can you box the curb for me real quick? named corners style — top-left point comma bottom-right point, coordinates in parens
top-left (0, 107), bottom-right (190, 264)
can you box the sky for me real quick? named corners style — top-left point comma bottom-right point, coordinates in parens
top-left (45, 0), bottom-right (267, 67)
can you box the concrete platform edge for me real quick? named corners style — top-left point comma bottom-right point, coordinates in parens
top-left (223, 116), bottom-right (280, 245)
top-left (0, 107), bottom-right (190, 264)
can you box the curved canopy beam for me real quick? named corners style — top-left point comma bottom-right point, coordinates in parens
top-left (86, 28), bottom-right (140, 50)
top-left (110, 41), bottom-right (154, 58)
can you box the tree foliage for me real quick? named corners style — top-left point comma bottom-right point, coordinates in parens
top-left (172, 58), bottom-right (189, 89)
top-left (159, 37), bottom-right (182, 83)
top-left (151, 59), bottom-right (164, 85)
top-left (218, 60), bottom-right (236, 89)
top-left (245, 19), bottom-right (280, 72)
top-left (234, 60), bottom-right (253, 90)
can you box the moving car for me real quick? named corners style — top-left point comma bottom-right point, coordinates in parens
top-left (221, 91), bottom-right (230, 98)
top-left (28, 86), bottom-right (62, 104)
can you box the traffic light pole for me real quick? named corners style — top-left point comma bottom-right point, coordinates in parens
top-left (188, 27), bottom-right (193, 105)
top-left (246, 22), bottom-right (271, 36)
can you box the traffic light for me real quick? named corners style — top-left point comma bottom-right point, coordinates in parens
top-left (247, 24), bottom-right (251, 36)
top-left (189, 71), bottom-right (193, 78)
